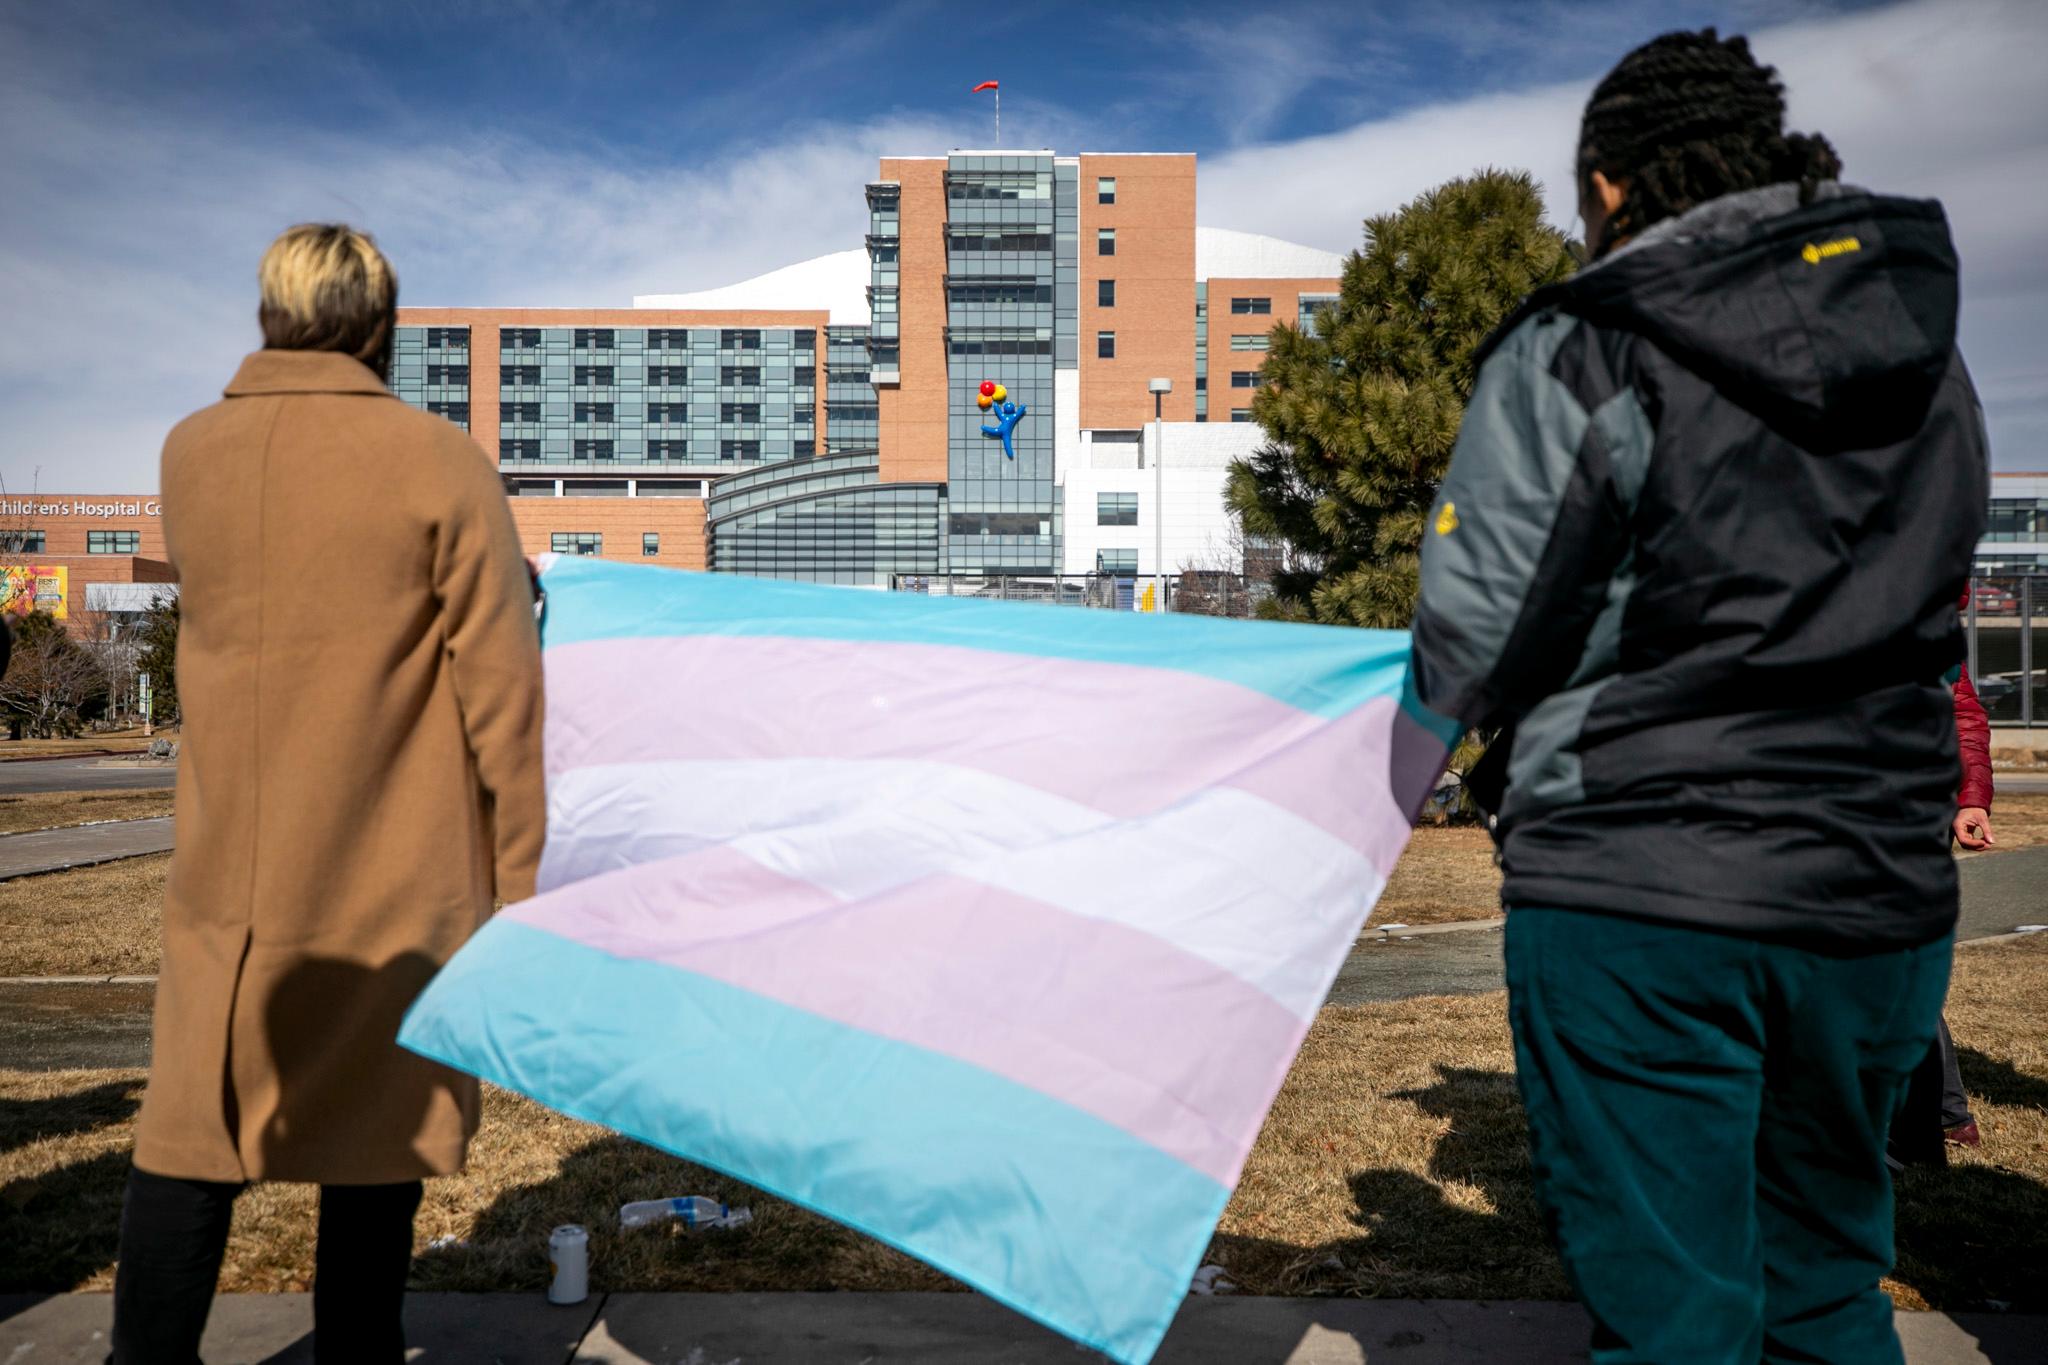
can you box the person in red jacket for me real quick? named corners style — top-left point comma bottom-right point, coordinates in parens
top-left (1940, 601), bottom-right (1995, 1147)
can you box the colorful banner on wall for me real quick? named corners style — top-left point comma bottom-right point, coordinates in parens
top-left (0, 565), bottom-right (67, 621)
top-left (400, 555), bottom-right (1457, 1364)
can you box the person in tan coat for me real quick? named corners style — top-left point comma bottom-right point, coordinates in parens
top-left (112, 224), bottom-right (544, 1364)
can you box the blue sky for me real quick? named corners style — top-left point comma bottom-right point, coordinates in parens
top-left (2, 0), bottom-right (2042, 489)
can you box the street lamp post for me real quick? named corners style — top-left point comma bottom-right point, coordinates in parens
top-left (1148, 377), bottom-right (1172, 612)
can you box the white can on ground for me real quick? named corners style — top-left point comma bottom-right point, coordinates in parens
top-left (547, 1223), bottom-right (589, 1305)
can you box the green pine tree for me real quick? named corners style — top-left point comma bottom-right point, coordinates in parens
top-left (135, 591), bottom-right (181, 725)
top-left (1226, 169), bottom-right (1576, 627)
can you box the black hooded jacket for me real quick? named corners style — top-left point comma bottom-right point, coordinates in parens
top-left (1411, 184), bottom-right (1989, 947)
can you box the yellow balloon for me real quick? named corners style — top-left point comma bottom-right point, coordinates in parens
top-left (977, 394), bottom-right (994, 409)
top-left (991, 384), bottom-right (1007, 402)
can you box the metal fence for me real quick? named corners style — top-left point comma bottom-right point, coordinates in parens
top-left (1967, 575), bottom-right (2044, 729)
top-left (891, 572), bottom-right (1271, 618)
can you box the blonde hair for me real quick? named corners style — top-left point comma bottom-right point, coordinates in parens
top-left (257, 223), bottom-right (398, 372)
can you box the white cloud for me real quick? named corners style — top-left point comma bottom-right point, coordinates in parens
top-left (1200, 0), bottom-right (2048, 467)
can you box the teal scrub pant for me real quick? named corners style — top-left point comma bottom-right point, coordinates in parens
top-left (1504, 907), bottom-right (1952, 1365)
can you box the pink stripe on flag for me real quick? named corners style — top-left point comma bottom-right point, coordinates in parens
top-left (544, 636), bottom-right (1409, 872)
top-left (501, 844), bottom-right (1307, 1185)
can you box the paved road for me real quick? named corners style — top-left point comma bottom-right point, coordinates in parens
top-left (0, 756), bottom-right (175, 794)
top-left (1995, 770), bottom-right (2048, 794)
top-left (0, 816), bottom-right (174, 881)
top-left (0, 981), bottom-right (155, 1069)
top-left (2, 1292), bottom-right (2036, 1365)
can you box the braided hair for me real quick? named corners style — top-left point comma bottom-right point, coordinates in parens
top-left (1578, 28), bottom-right (1841, 255)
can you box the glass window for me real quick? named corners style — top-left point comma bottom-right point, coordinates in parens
top-left (88, 530), bottom-right (141, 554)
top-left (642, 532), bottom-right (660, 557)
top-left (1098, 548), bottom-right (1138, 574)
top-left (501, 364), bottom-right (541, 386)
top-left (502, 327), bottom-right (542, 350)
top-left (573, 438), bottom-right (615, 460)
top-left (550, 532), bottom-right (602, 556)
top-left (1097, 492), bottom-right (1138, 527)
top-left (499, 438), bottom-right (540, 461)
top-left (1098, 279), bottom-right (1115, 307)
top-left (0, 531), bottom-right (46, 553)
top-left (721, 439), bottom-right (762, 460)
top-left (1097, 228), bottom-right (1116, 257)
top-left (1230, 297), bottom-right (1272, 315)
top-left (500, 401), bottom-right (540, 423)
top-left (1230, 409), bottom-right (1254, 423)
top-left (427, 364), bottom-right (468, 384)
top-left (573, 402), bottom-right (616, 422)
top-left (650, 439), bottom-right (690, 459)
top-left (1097, 176), bottom-right (1116, 205)
top-left (721, 403), bottom-right (762, 423)
top-left (1231, 370), bottom-right (1262, 388)
top-left (1097, 331), bottom-right (1116, 359)
top-left (649, 402), bottom-right (689, 423)
top-left (720, 329), bottom-right (762, 350)
top-left (1229, 334), bottom-right (1271, 351)
top-left (574, 365), bottom-right (615, 385)
top-left (573, 328), bottom-right (615, 348)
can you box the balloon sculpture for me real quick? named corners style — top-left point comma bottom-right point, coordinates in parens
top-left (977, 380), bottom-right (1027, 460)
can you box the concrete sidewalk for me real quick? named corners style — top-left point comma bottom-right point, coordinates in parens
top-left (0, 815), bottom-right (173, 880)
top-left (2, 1293), bottom-right (2040, 1364)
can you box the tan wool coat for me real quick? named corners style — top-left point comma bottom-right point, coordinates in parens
top-left (134, 350), bottom-right (545, 1185)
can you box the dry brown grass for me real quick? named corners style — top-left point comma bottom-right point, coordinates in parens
top-left (1379, 827), bottom-right (1502, 926)
top-left (0, 788), bottom-right (173, 837)
top-left (1984, 790), bottom-right (2048, 851)
top-left (0, 854), bottom-right (166, 978)
top-left (3, 939), bottom-right (2040, 1308)
top-left (0, 730), bottom-right (161, 760)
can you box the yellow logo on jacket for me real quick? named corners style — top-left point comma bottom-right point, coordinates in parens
top-left (1800, 236), bottom-right (1861, 265)
top-left (1434, 502), bottom-right (1459, 536)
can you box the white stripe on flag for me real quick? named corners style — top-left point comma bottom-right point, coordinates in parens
top-left (541, 759), bottom-right (1381, 1020)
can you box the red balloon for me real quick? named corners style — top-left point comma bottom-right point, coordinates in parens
top-left (979, 380), bottom-right (996, 397)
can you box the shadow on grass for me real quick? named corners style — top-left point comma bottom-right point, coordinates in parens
top-left (1957, 1044), bottom-right (2048, 1112)
top-left (410, 1131), bottom-right (949, 1297)
top-left (1211, 1062), bottom-right (2048, 1318)
top-left (0, 1077), bottom-right (141, 1157)
top-left (0, 1077), bottom-right (141, 1292)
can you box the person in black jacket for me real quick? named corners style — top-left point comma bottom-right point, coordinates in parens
top-left (1410, 29), bottom-right (1988, 1364)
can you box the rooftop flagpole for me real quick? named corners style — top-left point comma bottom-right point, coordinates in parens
top-left (972, 79), bottom-right (1000, 145)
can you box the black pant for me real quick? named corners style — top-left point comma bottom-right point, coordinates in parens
top-left (110, 1166), bottom-right (422, 1364)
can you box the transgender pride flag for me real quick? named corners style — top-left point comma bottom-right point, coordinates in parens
top-left (400, 554), bottom-right (1457, 1363)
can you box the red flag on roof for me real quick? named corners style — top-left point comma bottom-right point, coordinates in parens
top-left (972, 80), bottom-right (999, 93)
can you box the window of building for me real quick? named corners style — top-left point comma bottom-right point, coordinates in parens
top-left (1097, 176), bottom-right (1116, 205)
top-left (1231, 370), bottom-right (1262, 388)
top-left (638, 480), bottom-right (705, 496)
top-left (647, 329), bottom-right (690, 350)
top-left (1231, 409), bottom-right (1254, 423)
top-left (573, 402), bottom-right (616, 422)
top-left (573, 439), bottom-right (615, 460)
top-left (1097, 228), bottom-right (1116, 257)
top-left (1229, 334), bottom-right (1271, 351)
top-left (500, 401), bottom-right (540, 423)
top-left (502, 328), bottom-right (542, 350)
top-left (793, 329), bottom-right (816, 350)
top-left (642, 532), bottom-right (660, 557)
top-left (1097, 492), bottom-right (1138, 527)
top-left (427, 400), bottom-right (469, 427)
top-left (551, 532), bottom-right (602, 556)
top-left (1098, 279), bottom-right (1116, 307)
top-left (650, 439), bottom-right (690, 459)
top-left (501, 364), bottom-right (541, 386)
top-left (573, 365), bottom-right (615, 386)
top-left (795, 438), bottom-right (817, 456)
top-left (425, 327), bottom-right (466, 348)
top-left (563, 481), bottom-right (628, 497)
top-left (0, 531), bottom-right (45, 553)
top-left (1194, 375), bottom-right (1206, 391)
top-left (88, 530), bottom-right (141, 555)
top-left (721, 403), bottom-right (762, 423)
top-left (721, 440), bottom-right (761, 460)
top-left (649, 402), bottom-right (689, 423)
top-left (1231, 297), bottom-right (1272, 315)
top-left (720, 364), bottom-right (761, 386)
top-left (649, 365), bottom-right (691, 386)
top-left (1097, 331), bottom-right (1116, 359)
top-left (572, 328), bottom-right (614, 349)
top-left (720, 329), bottom-right (762, 351)
top-left (499, 438), bottom-right (540, 461)
top-left (794, 365), bottom-right (816, 386)
top-left (508, 480), bottom-right (556, 497)
top-left (1098, 548), bottom-right (1138, 575)
top-left (427, 364), bottom-right (468, 384)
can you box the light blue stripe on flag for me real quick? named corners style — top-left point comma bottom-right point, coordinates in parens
top-left (400, 919), bottom-right (1229, 1365)
top-left (537, 555), bottom-right (1412, 719)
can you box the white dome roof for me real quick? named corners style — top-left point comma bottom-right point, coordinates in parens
top-left (635, 248), bottom-right (872, 324)
top-left (631, 229), bottom-right (1342, 324)
top-left (1195, 226), bottom-right (1344, 281)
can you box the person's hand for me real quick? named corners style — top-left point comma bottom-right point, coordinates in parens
top-left (1954, 807), bottom-right (1995, 850)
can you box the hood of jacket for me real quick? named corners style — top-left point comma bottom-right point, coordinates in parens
top-left (1492, 183), bottom-right (1960, 451)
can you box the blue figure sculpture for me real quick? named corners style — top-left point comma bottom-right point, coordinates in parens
top-left (981, 398), bottom-right (1028, 460)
